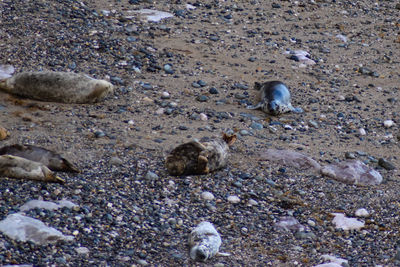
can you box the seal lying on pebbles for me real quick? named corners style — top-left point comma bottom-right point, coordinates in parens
top-left (165, 133), bottom-right (236, 176)
top-left (247, 81), bottom-right (303, 115)
top-left (0, 144), bottom-right (79, 172)
top-left (188, 221), bottom-right (230, 262)
top-left (0, 71), bottom-right (113, 104)
top-left (0, 155), bottom-right (64, 183)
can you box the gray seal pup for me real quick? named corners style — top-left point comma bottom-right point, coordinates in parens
top-left (0, 144), bottom-right (79, 173)
top-left (188, 221), bottom-right (230, 261)
top-left (165, 133), bottom-right (236, 176)
top-left (0, 155), bottom-right (64, 183)
top-left (0, 71), bottom-right (113, 104)
top-left (247, 81), bottom-right (303, 115)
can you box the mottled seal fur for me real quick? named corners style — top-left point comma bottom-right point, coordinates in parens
top-left (0, 71), bottom-right (113, 104)
top-left (0, 144), bottom-right (79, 173)
top-left (165, 134), bottom-right (236, 176)
top-left (188, 222), bottom-right (222, 261)
top-left (0, 155), bottom-right (64, 183)
top-left (247, 81), bottom-right (303, 115)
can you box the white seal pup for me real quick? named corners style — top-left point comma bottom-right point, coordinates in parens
top-left (165, 133), bottom-right (236, 176)
top-left (188, 221), bottom-right (230, 261)
top-left (0, 71), bottom-right (113, 104)
top-left (247, 81), bottom-right (303, 115)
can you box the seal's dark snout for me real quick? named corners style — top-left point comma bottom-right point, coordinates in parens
top-left (196, 249), bottom-right (207, 261)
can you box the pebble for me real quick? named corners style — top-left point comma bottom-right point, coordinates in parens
top-left (355, 208), bottom-right (369, 217)
top-left (145, 171), bottom-right (159, 180)
top-left (199, 113), bottom-right (208, 121)
top-left (75, 247), bottom-right (90, 254)
top-left (250, 122), bottom-right (263, 130)
top-left (384, 120), bottom-right (394, 128)
top-left (109, 156), bottom-right (123, 166)
top-left (209, 87), bottom-right (219, 94)
top-left (201, 191), bottom-right (215, 201)
top-left (196, 95), bottom-right (209, 102)
top-left (378, 158), bottom-right (396, 170)
top-left (359, 128), bottom-right (367, 135)
top-left (161, 91), bottom-right (170, 99)
top-left (239, 129), bottom-right (250, 136)
top-left (227, 195), bottom-right (240, 204)
top-left (345, 152), bottom-right (356, 159)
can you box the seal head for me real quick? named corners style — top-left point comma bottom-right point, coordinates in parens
top-left (248, 81), bottom-right (303, 115)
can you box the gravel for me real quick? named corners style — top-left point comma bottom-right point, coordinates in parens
top-left (0, 0), bottom-right (400, 266)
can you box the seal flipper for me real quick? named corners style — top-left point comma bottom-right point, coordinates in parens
top-left (289, 104), bottom-right (304, 113)
top-left (246, 102), bottom-right (263, 110)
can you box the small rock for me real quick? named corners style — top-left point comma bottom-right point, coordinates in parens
top-left (331, 213), bottom-right (364, 231)
top-left (0, 126), bottom-right (10, 140)
top-left (196, 95), bottom-right (209, 102)
top-left (345, 152), bottom-right (356, 159)
top-left (250, 122), bottom-right (263, 130)
top-left (161, 91), bottom-right (170, 99)
top-left (274, 216), bottom-right (306, 232)
top-left (145, 171), bottom-right (159, 180)
top-left (359, 128), bottom-right (366, 135)
top-left (75, 247), bottom-right (90, 254)
top-left (209, 87), bottom-right (219, 94)
top-left (227, 195), bottom-right (240, 204)
top-left (355, 208), bottom-right (369, 217)
top-left (110, 156), bottom-right (123, 166)
top-left (199, 113), bottom-right (208, 121)
top-left (201, 191), bottom-right (215, 201)
top-left (384, 120), bottom-right (394, 128)
top-left (378, 158), bottom-right (396, 170)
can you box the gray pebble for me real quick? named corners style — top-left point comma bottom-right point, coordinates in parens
top-left (109, 156), bottom-right (123, 166)
top-left (345, 152), bottom-right (356, 159)
top-left (196, 95), bottom-right (209, 102)
top-left (145, 171), bottom-right (159, 180)
top-left (250, 122), bottom-right (263, 130)
top-left (209, 87), bottom-right (219, 94)
top-left (378, 158), bottom-right (396, 170)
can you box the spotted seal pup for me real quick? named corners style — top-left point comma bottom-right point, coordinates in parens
top-left (0, 71), bottom-right (113, 104)
top-left (0, 155), bottom-right (64, 183)
top-left (247, 81), bottom-right (303, 115)
top-left (188, 221), bottom-right (230, 261)
top-left (0, 144), bottom-right (79, 173)
top-left (165, 133), bottom-right (236, 176)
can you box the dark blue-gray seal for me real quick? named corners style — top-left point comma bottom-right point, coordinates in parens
top-left (247, 81), bottom-right (303, 115)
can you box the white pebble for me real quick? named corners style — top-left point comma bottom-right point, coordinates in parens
top-left (359, 128), bottom-right (366, 135)
top-left (248, 199), bottom-right (258, 206)
top-left (199, 113), bottom-right (208, 121)
top-left (384, 120), bottom-right (394, 128)
top-left (355, 208), bottom-right (369, 217)
top-left (155, 108), bottom-right (165, 115)
top-left (227, 195), bottom-right (240, 204)
top-left (162, 91), bottom-right (170, 98)
top-left (307, 219), bottom-right (316, 227)
top-left (201, 191), bottom-right (214, 201)
top-left (75, 247), bottom-right (90, 254)
top-left (128, 120), bottom-right (134, 125)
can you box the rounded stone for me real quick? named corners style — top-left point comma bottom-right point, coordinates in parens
top-left (227, 195), bottom-right (240, 204)
top-left (201, 191), bottom-right (215, 201)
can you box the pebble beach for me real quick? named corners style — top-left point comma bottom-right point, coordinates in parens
top-left (0, 0), bottom-right (400, 266)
